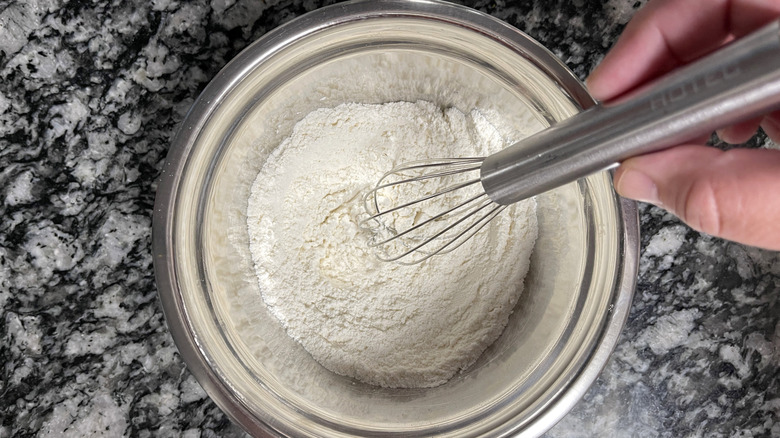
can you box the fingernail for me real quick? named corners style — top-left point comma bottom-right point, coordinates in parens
top-left (615, 168), bottom-right (660, 206)
top-left (584, 75), bottom-right (607, 102)
top-left (762, 117), bottom-right (780, 142)
top-left (716, 127), bottom-right (744, 145)
top-left (715, 128), bottom-right (731, 144)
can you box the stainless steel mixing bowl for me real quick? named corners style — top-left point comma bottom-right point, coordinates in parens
top-left (152, 0), bottom-right (639, 436)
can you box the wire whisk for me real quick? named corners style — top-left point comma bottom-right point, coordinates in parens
top-left (360, 158), bottom-right (507, 265)
top-left (360, 18), bottom-right (780, 264)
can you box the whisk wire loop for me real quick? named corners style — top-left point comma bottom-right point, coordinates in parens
top-left (382, 201), bottom-right (507, 265)
top-left (365, 191), bottom-right (486, 246)
top-left (363, 177), bottom-right (482, 226)
top-left (361, 157), bottom-right (513, 264)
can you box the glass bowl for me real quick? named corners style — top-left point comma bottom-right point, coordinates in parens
top-left (152, 0), bottom-right (639, 436)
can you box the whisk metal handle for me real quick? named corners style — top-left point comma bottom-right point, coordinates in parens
top-left (481, 19), bottom-right (780, 205)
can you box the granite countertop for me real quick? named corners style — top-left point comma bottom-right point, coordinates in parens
top-left (2, 0), bottom-right (778, 437)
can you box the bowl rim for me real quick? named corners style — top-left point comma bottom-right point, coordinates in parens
top-left (152, 0), bottom-right (639, 436)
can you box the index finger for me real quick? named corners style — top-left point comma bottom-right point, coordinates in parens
top-left (586, 0), bottom-right (780, 102)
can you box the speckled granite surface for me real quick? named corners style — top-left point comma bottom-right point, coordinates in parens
top-left (1, 0), bottom-right (778, 437)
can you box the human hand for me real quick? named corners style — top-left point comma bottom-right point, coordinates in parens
top-left (586, 0), bottom-right (780, 250)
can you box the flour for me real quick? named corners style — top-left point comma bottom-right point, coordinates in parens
top-left (247, 101), bottom-right (537, 388)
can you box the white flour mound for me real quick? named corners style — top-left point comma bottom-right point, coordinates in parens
top-left (247, 101), bottom-right (537, 388)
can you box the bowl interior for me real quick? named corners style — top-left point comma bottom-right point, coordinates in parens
top-left (162, 6), bottom-right (631, 437)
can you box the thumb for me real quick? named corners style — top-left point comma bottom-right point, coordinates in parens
top-left (613, 145), bottom-right (780, 250)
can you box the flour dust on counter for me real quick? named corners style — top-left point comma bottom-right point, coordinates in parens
top-left (246, 100), bottom-right (538, 388)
